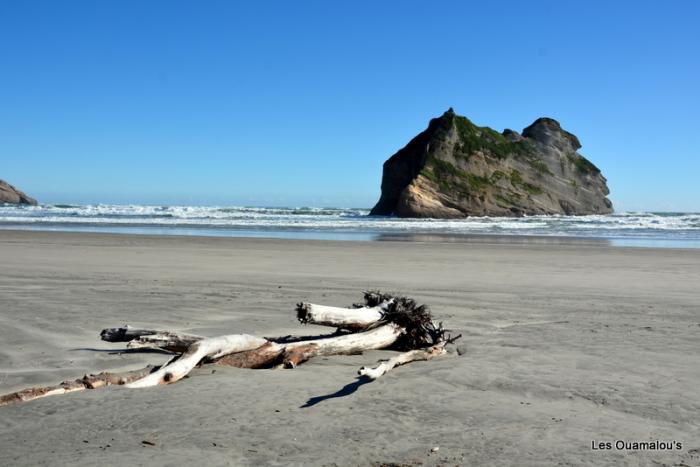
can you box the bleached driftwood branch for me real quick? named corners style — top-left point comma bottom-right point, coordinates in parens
top-left (215, 323), bottom-right (404, 369)
top-left (125, 332), bottom-right (203, 353)
top-left (358, 343), bottom-right (447, 380)
top-left (126, 334), bottom-right (268, 388)
top-left (296, 302), bottom-right (390, 330)
top-left (0, 365), bottom-right (158, 407)
top-left (283, 322), bottom-right (402, 366)
top-left (101, 325), bottom-right (202, 353)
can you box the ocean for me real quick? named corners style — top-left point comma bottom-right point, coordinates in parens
top-left (1, 204), bottom-right (699, 248)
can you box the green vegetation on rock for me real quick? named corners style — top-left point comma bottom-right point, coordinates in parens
top-left (526, 158), bottom-right (553, 176)
top-left (453, 115), bottom-right (533, 160)
top-left (509, 169), bottom-right (543, 195)
top-left (422, 158), bottom-right (544, 200)
top-left (495, 192), bottom-right (522, 207)
top-left (489, 170), bottom-right (506, 184)
top-left (422, 157), bottom-right (492, 197)
top-left (567, 153), bottom-right (600, 174)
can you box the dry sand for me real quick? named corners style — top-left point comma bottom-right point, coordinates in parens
top-left (0, 230), bottom-right (699, 466)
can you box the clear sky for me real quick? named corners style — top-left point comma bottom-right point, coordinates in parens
top-left (1, 1), bottom-right (698, 211)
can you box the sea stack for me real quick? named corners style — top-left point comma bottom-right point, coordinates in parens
top-left (0, 179), bottom-right (37, 205)
top-left (370, 109), bottom-right (612, 218)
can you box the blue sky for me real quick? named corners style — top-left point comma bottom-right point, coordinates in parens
top-left (1, 1), bottom-right (698, 211)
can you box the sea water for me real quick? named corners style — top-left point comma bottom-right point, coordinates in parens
top-left (1, 204), bottom-right (699, 248)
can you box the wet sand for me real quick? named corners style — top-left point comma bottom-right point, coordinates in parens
top-left (0, 230), bottom-right (699, 466)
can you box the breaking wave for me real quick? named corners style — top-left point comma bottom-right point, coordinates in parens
top-left (1, 204), bottom-right (699, 247)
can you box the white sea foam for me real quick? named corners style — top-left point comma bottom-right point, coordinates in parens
top-left (0, 204), bottom-right (699, 244)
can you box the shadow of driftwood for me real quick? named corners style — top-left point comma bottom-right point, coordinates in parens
top-left (69, 347), bottom-right (173, 355)
top-left (301, 375), bottom-right (374, 408)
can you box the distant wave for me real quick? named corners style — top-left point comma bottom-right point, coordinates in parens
top-left (1, 204), bottom-right (699, 246)
top-left (2, 204), bottom-right (367, 219)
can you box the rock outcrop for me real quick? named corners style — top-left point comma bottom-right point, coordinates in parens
top-left (370, 109), bottom-right (612, 218)
top-left (0, 180), bottom-right (37, 205)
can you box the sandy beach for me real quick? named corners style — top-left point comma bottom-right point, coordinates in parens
top-left (0, 230), bottom-right (698, 466)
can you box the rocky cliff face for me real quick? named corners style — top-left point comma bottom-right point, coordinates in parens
top-left (370, 109), bottom-right (612, 218)
top-left (0, 180), bottom-right (37, 205)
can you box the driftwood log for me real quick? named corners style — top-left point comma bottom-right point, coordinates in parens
top-left (216, 323), bottom-right (403, 369)
top-left (0, 292), bottom-right (457, 406)
top-left (0, 366), bottom-right (158, 406)
top-left (296, 302), bottom-right (390, 330)
top-left (359, 343), bottom-right (447, 380)
top-left (126, 334), bottom-right (268, 388)
top-left (101, 326), bottom-right (202, 353)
